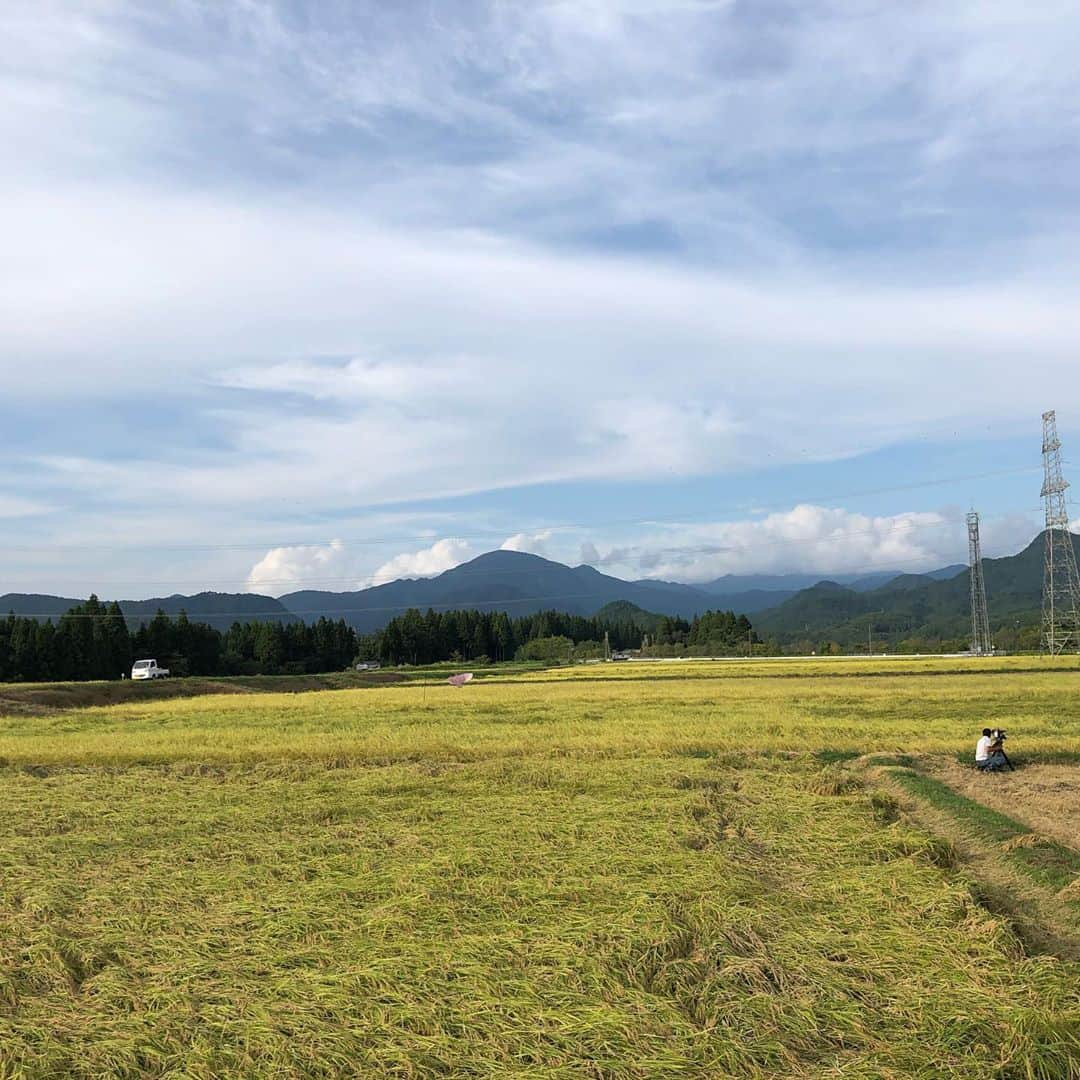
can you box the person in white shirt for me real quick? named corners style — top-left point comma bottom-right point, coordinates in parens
top-left (975, 728), bottom-right (1006, 771)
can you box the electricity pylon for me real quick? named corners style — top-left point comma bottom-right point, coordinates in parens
top-left (966, 511), bottom-right (992, 655)
top-left (1040, 410), bottom-right (1080, 654)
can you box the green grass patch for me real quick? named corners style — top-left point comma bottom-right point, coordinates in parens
top-left (889, 770), bottom-right (1030, 842)
top-left (815, 748), bottom-right (861, 764)
top-left (1030, 749), bottom-right (1080, 765)
top-left (865, 753), bottom-right (916, 768)
top-left (891, 769), bottom-right (1080, 892)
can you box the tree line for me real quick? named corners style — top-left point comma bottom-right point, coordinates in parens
top-left (0, 597), bottom-right (357, 682)
top-left (359, 608), bottom-right (647, 665)
top-left (358, 606), bottom-right (756, 665)
top-left (648, 610), bottom-right (756, 650)
top-left (1, 596), bottom-right (761, 681)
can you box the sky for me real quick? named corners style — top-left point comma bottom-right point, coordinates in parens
top-left (2, 0), bottom-right (1080, 599)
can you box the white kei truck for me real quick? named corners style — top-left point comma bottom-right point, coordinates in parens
top-left (131, 659), bottom-right (170, 680)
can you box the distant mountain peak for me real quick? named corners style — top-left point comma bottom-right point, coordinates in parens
top-left (441, 549), bottom-right (565, 577)
top-left (807, 580), bottom-right (853, 593)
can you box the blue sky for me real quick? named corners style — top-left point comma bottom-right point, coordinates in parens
top-left (2, 1), bottom-right (1079, 597)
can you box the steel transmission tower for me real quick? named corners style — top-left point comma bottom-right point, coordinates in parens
top-left (966, 511), bottom-right (992, 655)
top-left (1040, 410), bottom-right (1080, 654)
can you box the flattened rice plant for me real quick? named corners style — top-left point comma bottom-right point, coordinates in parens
top-left (0, 658), bottom-right (1077, 1077)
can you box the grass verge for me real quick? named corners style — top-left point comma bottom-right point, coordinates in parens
top-left (890, 769), bottom-right (1080, 894)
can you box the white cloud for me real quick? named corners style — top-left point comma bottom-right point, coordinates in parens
top-left (980, 512), bottom-right (1051, 558)
top-left (215, 357), bottom-right (483, 405)
top-left (246, 536), bottom-right (478, 594)
top-left (0, 495), bottom-right (52, 519)
top-left (580, 541), bottom-right (601, 565)
top-left (576, 505), bottom-right (968, 583)
top-left (7, 190), bottom-right (1078, 525)
top-left (246, 540), bottom-right (358, 595)
top-left (368, 539), bottom-right (474, 587)
top-left (500, 530), bottom-right (555, 558)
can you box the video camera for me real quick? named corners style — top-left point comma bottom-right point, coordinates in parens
top-left (989, 728), bottom-right (1007, 744)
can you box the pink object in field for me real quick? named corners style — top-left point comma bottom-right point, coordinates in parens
top-left (447, 672), bottom-right (474, 687)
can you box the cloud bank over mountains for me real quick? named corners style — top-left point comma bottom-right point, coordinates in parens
top-left (241, 505), bottom-right (1040, 596)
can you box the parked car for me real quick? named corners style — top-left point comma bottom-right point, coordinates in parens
top-left (131, 658), bottom-right (170, 680)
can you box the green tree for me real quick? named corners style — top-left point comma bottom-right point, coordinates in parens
top-left (516, 635), bottom-right (574, 663)
top-left (99, 602), bottom-right (131, 678)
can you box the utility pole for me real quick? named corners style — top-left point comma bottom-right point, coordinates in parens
top-left (866, 610), bottom-right (882, 656)
top-left (1041, 411), bottom-right (1080, 654)
top-left (966, 511), bottom-right (992, 655)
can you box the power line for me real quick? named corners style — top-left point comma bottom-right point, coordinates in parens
top-left (1, 464), bottom-right (1043, 556)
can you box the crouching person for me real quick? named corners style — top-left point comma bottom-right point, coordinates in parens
top-left (975, 728), bottom-right (1007, 771)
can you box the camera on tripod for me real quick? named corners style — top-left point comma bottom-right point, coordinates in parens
top-left (977, 727), bottom-right (1013, 772)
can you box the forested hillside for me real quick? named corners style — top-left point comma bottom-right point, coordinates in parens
top-left (753, 532), bottom-right (1073, 652)
top-left (360, 604), bottom-right (756, 664)
top-left (0, 598), bottom-right (355, 682)
top-left (0, 591), bottom-right (295, 630)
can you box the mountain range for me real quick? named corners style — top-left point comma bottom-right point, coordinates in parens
top-left (1, 533), bottom-right (1070, 647)
top-left (698, 567), bottom-right (964, 594)
top-left (1, 552), bottom-right (954, 632)
top-left (283, 550), bottom-right (718, 633)
top-left (0, 591), bottom-right (296, 632)
top-left (752, 533), bottom-right (1077, 648)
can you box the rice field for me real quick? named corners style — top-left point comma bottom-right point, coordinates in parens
top-left (1, 657), bottom-right (1078, 1078)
